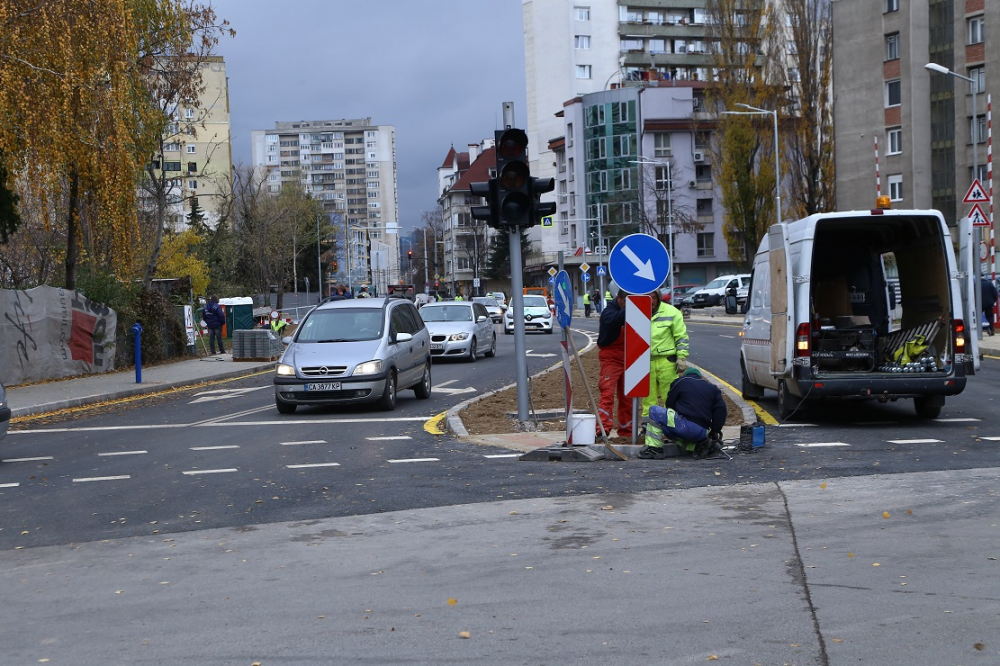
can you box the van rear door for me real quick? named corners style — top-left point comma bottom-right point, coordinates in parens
top-left (957, 216), bottom-right (981, 372)
top-left (768, 225), bottom-right (795, 377)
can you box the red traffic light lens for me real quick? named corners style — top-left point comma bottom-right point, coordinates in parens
top-left (497, 129), bottom-right (528, 160)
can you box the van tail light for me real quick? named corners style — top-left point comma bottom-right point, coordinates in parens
top-left (953, 319), bottom-right (966, 354)
top-left (795, 322), bottom-right (811, 357)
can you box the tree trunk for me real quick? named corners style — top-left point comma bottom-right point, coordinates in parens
top-left (65, 169), bottom-right (80, 290)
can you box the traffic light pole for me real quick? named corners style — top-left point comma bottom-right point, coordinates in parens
top-left (509, 226), bottom-right (530, 422)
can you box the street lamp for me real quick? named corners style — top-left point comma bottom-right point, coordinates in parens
top-left (721, 103), bottom-right (782, 226)
top-left (631, 158), bottom-right (675, 297)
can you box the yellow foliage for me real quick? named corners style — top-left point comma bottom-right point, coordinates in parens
top-left (155, 230), bottom-right (209, 296)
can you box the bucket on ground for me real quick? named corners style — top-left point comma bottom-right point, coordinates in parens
top-left (570, 414), bottom-right (596, 445)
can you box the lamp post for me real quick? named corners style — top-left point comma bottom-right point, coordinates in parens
top-left (421, 228), bottom-right (430, 291)
top-left (316, 213), bottom-right (324, 304)
top-left (721, 103), bottom-right (782, 226)
top-left (631, 158), bottom-right (675, 297)
top-left (926, 62), bottom-right (982, 338)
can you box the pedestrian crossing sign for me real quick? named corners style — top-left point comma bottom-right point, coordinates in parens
top-left (541, 216), bottom-right (554, 227)
top-left (596, 265), bottom-right (607, 276)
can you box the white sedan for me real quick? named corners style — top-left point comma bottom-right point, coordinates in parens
top-left (419, 301), bottom-right (497, 362)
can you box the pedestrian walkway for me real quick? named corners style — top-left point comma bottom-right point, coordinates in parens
top-left (6, 355), bottom-right (275, 419)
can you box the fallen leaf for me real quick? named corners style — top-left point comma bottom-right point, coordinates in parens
top-left (974, 643), bottom-right (985, 651)
top-left (873, 563), bottom-right (880, 567)
top-left (883, 511), bottom-right (890, 519)
top-left (115, 590), bottom-right (123, 595)
top-left (317, 615), bottom-right (325, 619)
top-left (820, 483), bottom-right (827, 489)
top-left (601, 505), bottom-right (614, 511)
top-left (832, 638), bottom-right (844, 643)
top-left (907, 509), bottom-right (912, 515)
top-left (459, 631), bottom-right (471, 639)
top-left (447, 598), bottom-right (458, 606)
top-left (20, 531), bottom-right (28, 535)
top-left (508, 511), bottom-right (518, 515)
top-left (848, 552), bottom-right (854, 558)
top-left (707, 656), bottom-right (718, 661)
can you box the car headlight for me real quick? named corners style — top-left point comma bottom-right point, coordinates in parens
top-left (276, 363), bottom-right (296, 376)
top-left (449, 332), bottom-right (470, 341)
top-left (354, 360), bottom-right (384, 375)
top-left (506, 311), bottom-right (513, 319)
top-left (543, 311), bottom-right (551, 319)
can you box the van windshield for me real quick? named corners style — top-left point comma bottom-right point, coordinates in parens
top-left (296, 309), bottom-right (384, 342)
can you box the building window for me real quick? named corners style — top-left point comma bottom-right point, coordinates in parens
top-left (886, 127), bottom-right (902, 155)
top-left (654, 166), bottom-right (670, 190)
top-left (164, 161), bottom-right (180, 172)
top-left (187, 180), bottom-right (197, 189)
top-left (186, 145), bottom-right (196, 154)
top-left (614, 169), bottom-right (631, 190)
top-left (969, 66), bottom-right (985, 94)
top-left (164, 142), bottom-right (180, 152)
top-left (575, 6), bottom-right (590, 21)
top-left (971, 114), bottom-right (987, 145)
top-left (888, 174), bottom-right (903, 202)
top-left (696, 198), bottom-right (713, 215)
top-left (654, 133), bottom-right (671, 157)
top-left (968, 16), bottom-right (984, 45)
top-left (184, 108), bottom-right (194, 119)
top-left (885, 0), bottom-right (898, 12)
top-left (576, 65), bottom-right (592, 79)
top-left (612, 135), bottom-right (630, 157)
top-left (187, 161), bottom-right (197, 173)
top-left (885, 33), bottom-right (899, 61)
top-left (588, 137), bottom-right (606, 160)
top-left (885, 79), bottom-right (901, 107)
top-left (575, 35), bottom-right (590, 49)
top-left (697, 233), bottom-right (715, 257)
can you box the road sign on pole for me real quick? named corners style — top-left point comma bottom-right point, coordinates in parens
top-left (580, 262), bottom-right (590, 273)
top-left (609, 233), bottom-right (670, 295)
top-left (596, 265), bottom-right (607, 276)
top-left (624, 296), bottom-right (651, 398)
top-left (581, 272), bottom-right (591, 282)
top-left (970, 203), bottom-right (990, 227)
top-left (964, 179), bottom-right (990, 204)
top-left (554, 270), bottom-right (573, 329)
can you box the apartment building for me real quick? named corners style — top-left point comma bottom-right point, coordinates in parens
top-left (833, 0), bottom-right (997, 226)
top-left (250, 118), bottom-right (399, 294)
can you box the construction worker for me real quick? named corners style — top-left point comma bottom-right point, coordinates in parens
top-left (642, 290), bottom-right (689, 421)
top-left (583, 291), bottom-right (592, 318)
top-left (604, 288), bottom-right (613, 309)
top-left (270, 311), bottom-right (288, 335)
top-left (596, 284), bottom-right (632, 439)
top-left (642, 367), bottom-right (727, 460)
top-left (454, 293), bottom-right (464, 301)
top-left (357, 286), bottom-right (371, 298)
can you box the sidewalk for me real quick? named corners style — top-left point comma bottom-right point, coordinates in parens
top-left (6, 354), bottom-right (275, 419)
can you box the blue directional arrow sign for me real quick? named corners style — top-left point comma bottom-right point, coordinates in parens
top-left (581, 272), bottom-right (591, 282)
top-left (548, 276), bottom-right (555, 285)
top-left (608, 233), bottom-right (670, 295)
top-left (553, 270), bottom-right (573, 329)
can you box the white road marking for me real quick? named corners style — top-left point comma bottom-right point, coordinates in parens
top-left (206, 417), bottom-right (431, 427)
top-left (431, 379), bottom-right (476, 395)
top-left (387, 458), bottom-right (439, 463)
top-left (978, 436), bottom-right (1000, 441)
top-left (188, 386), bottom-right (270, 404)
top-left (0, 482), bottom-right (20, 488)
top-left (853, 421), bottom-right (898, 426)
top-left (12, 424), bottom-right (186, 434)
top-left (3, 456), bottom-right (54, 462)
top-left (190, 404), bottom-right (274, 426)
top-left (366, 436), bottom-right (412, 441)
top-left (286, 462), bottom-right (341, 469)
top-left (793, 442), bottom-right (850, 448)
top-left (483, 453), bottom-right (520, 458)
top-left (182, 468), bottom-right (238, 475)
top-left (12, 415), bottom-right (434, 435)
top-left (280, 440), bottom-right (327, 446)
top-left (718, 334), bottom-right (736, 339)
top-left (776, 423), bottom-right (817, 428)
top-left (935, 417), bottom-right (980, 423)
top-left (887, 439), bottom-right (942, 444)
top-left (73, 475), bottom-right (130, 483)
top-left (525, 350), bottom-right (556, 358)
top-left (190, 445), bottom-right (240, 451)
top-left (98, 450), bottom-right (148, 457)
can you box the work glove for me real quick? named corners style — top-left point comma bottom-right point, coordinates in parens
top-left (675, 357), bottom-right (688, 374)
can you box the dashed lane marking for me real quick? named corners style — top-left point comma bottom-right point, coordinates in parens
top-left (202, 417), bottom-right (431, 427)
top-left (13, 425), bottom-right (186, 434)
top-left (776, 423), bottom-right (817, 428)
top-left (2, 456), bottom-right (54, 462)
top-left (73, 475), bottom-right (130, 483)
top-left (387, 458), bottom-right (440, 463)
top-left (286, 462), bottom-right (341, 469)
top-left (853, 421), bottom-right (898, 426)
top-left (887, 439), bottom-right (943, 444)
top-left (366, 436), bottom-right (412, 441)
top-left (0, 482), bottom-right (20, 488)
top-left (793, 442), bottom-right (850, 448)
top-left (484, 453), bottom-right (520, 458)
top-left (280, 440), bottom-right (327, 446)
top-left (13, 415), bottom-right (434, 435)
top-left (98, 450), bottom-right (148, 456)
top-left (182, 468), bottom-right (238, 475)
top-left (978, 436), bottom-right (1000, 440)
top-left (934, 418), bottom-right (980, 422)
top-left (190, 445), bottom-right (240, 451)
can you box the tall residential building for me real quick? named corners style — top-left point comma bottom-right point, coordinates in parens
top-left (833, 0), bottom-right (996, 225)
top-left (250, 118), bottom-right (399, 294)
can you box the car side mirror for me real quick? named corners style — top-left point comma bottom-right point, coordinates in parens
top-left (281, 336), bottom-right (293, 345)
top-left (477, 315), bottom-right (487, 322)
top-left (396, 332), bottom-right (413, 343)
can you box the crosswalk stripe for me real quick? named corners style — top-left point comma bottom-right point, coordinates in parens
top-left (887, 439), bottom-right (942, 444)
top-left (191, 445), bottom-right (240, 451)
top-left (793, 442), bottom-right (849, 448)
top-left (366, 436), bottom-right (412, 441)
top-left (387, 458), bottom-right (439, 463)
top-left (2, 456), bottom-right (54, 462)
top-left (73, 475), bottom-right (130, 483)
top-left (182, 468), bottom-right (238, 475)
top-left (280, 440), bottom-right (327, 446)
top-left (287, 462), bottom-right (341, 469)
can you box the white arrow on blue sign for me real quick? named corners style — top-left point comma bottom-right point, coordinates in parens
top-left (554, 270), bottom-right (573, 329)
top-left (548, 276), bottom-right (555, 285)
top-left (608, 233), bottom-right (670, 295)
top-left (581, 272), bottom-right (591, 282)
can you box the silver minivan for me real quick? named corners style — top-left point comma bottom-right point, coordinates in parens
top-left (273, 297), bottom-right (432, 413)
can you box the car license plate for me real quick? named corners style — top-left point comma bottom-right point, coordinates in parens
top-left (430, 343), bottom-right (443, 350)
top-left (306, 382), bottom-right (340, 391)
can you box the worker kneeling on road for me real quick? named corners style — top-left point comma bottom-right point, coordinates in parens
top-left (641, 290), bottom-right (689, 422)
top-left (640, 367), bottom-right (726, 460)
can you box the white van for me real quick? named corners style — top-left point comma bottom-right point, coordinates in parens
top-left (690, 274), bottom-right (751, 308)
top-left (740, 208), bottom-right (979, 420)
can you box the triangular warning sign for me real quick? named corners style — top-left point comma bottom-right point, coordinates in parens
top-left (968, 202), bottom-right (990, 227)
top-left (963, 179), bottom-right (990, 204)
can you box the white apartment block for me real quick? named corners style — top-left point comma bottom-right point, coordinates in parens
top-left (250, 118), bottom-right (399, 294)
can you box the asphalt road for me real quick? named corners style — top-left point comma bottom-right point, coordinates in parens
top-left (3, 319), bottom-right (998, 553)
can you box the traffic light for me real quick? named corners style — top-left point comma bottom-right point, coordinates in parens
top-left (494, 128), bottom-right (531, 227)
top-left (470, 179), bottom-right (499, 228)
top-left (331, 260), bottom-right (338, 272)
top-left (530, 177), bottom-right (556, 223)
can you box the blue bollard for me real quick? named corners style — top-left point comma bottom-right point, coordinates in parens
top-left (132, 322), bottom-right (143, 383)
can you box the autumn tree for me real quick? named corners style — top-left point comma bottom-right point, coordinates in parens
top-left (705, 0), bottom-right (784, 269)
top-left (781, 0), bottom-right (835, 217)
top-left (154, 228), bottom-right (209, 296)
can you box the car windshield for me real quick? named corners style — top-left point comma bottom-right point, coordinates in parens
top-left (296, 309), bottom-right (384, 342)
top-left (474, 298), bottom-right (500, 308)
top-left (704, 277), bottom-right (729, 289)
top-left (523, 296), bottom-right (548, 308)
top-left (419, 305), bottom-right (474, 322)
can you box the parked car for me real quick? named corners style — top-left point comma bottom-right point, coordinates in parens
top-left (472, 296), bottom-right (505, 322)
top-left (487, 292), bottom-right (507, 307)
top-left (690, 274), bottom-right (751, 308)
top-left (659, 283), bottom-right (699, 303)
top-left (504, 294), bottom-right (554, 334)
top-left (0, 381), bottom-right (9, 443)
top-left (273, 297), bottom-right (432, 413)
top-left (419, 301), bottom-right (497, 361)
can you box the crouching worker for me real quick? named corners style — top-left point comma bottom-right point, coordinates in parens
top-left (639, 367), bottom-right (726, 459)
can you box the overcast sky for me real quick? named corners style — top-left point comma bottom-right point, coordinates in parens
top-left (209, 0), bottom-right (527, 230)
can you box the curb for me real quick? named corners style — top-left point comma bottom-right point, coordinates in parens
top-left (10, 363), bottom-right (276, 419)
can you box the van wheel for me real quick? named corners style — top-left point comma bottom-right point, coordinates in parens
top-left (913, 396), bottom-right (943, 419)
top-left (377, 370), bottom-right (397, 411)
top-left (741, 361), bottom-right (765, 400)
top-left (778, 380), bottom-right (801, 421)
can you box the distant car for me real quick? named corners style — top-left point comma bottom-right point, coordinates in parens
top-left (0, 381), bottom-right (9, 443)
top-left (487, 292), bottom-right (507, 308)
top-left (273, 297), bottom-right (432, 413)
top-left (419, 301), bottom-right (497, 361)
top-left (414, 293), bottom-right (434, 308)
top-left (504, 294), bottom-right (554, 334)
top-left (690, 274), bottom-right (751, 308)
top-left (659, 283), bottom-right (699, 303)
top-left (472, 296), bottom-right (504, 322)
